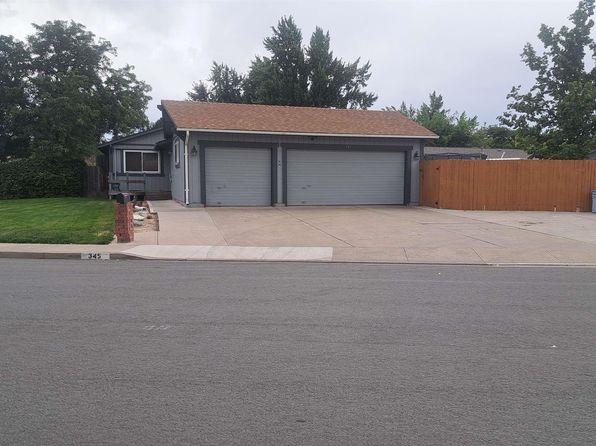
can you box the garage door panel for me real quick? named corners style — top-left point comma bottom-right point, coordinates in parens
top-left (287, 150), bottom-right (405, 205)
top-left (206, 148), bottom-right (271, 206)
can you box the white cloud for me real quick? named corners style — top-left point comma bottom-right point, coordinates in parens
top-left (1, 0), bottom-right (583, 123)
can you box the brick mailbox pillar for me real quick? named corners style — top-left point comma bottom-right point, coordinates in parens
top-left (114, 201), bottom-right (134, 243)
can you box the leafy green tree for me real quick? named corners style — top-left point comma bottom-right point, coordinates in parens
top-left (0, 20), bottom-right (151, 160)
top-left (208, 62), bottom-right (245, 103)
top-left (398, 102), bottom-right (417, 120)
top-left (190, 16), bottom-right (376, 109)
top-left (255, 16), bottom-right (308, 106)
top-left (305, 27), bottom-right (376, 109)
top-left (0, 36), bottom-right (32, 160)
top-left (386, 92), bottom-right (481, 147)
top-left (415, 92), bottom-right (453, 145)
top-left (188, 81), bottom-right (210, 101)
top-left (474, 125), bottom-right (516, 148)
top-left (499, 0), bottom-right (596, 159)
top-left (149, 117), bottom-right (164, 129)
top-left (98, 65), bottom-right (152, 139)
top-left (306, 27), bottom-right (336, 107)
top-left (449, 112), bottom-right (480, 147)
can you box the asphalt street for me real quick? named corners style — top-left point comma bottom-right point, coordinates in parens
top-left (0, 259), bottom-right (595, 445)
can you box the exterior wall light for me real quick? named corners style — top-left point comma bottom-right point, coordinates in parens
top-left (191, 145), bottom-right (198, 156)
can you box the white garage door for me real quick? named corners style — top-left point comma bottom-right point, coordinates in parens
top-left (287, 150), bottom-right (405, 205)
top-left (205, 147), bottom-right (271, 206)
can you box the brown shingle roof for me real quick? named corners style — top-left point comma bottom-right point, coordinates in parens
top-left (161, 100), bottom-right (438, 139)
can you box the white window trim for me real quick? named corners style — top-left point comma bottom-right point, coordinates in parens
top-left (123, 150), bottom-right (161, 174)
top-left (174, 137), bottom-right (180, 167)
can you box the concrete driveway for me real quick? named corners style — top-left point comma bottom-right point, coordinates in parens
top-left (142, 200), bottom-right (596, 264)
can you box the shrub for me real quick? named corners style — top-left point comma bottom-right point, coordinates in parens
top-left (0, 157), bottom-right (85, 199)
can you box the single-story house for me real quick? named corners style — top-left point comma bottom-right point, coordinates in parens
top-left (423, 146), bottom-right (529, 160)
top-left (101, 100), bottom-right (438, 206)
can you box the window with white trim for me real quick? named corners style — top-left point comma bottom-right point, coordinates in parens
top-left (123, 150), bottom-right (161, 174)
top-left (174, 138), bottom-right (180, 167)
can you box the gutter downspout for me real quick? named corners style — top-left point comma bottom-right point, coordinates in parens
top-left (184, 130), bottom-right (190, 206)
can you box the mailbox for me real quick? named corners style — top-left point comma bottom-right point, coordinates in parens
top-left (115, 193), bottom-right (132, 204)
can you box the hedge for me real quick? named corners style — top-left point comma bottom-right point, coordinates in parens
top-left (0, 157), bottom-right (85, 199)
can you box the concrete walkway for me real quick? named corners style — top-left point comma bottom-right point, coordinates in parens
top-left (1, 200), bottom-right (595, 264)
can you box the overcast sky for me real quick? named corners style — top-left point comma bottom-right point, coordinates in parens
top-left (0, 0), bottom-right (587, 124)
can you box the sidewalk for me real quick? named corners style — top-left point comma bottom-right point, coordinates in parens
top-left (1, 202), bottom-right (595, 265)
top-left (2, 241), bottom-right (596, 265)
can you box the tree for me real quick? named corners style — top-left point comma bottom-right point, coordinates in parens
top-left (449, 112), bottom-right (480, 147)
top-left (398, 102), bottom-right (417, 120)
top-left (189, 16), bottom-right (377, 109)
top-left (306, 27), bottom-right (336, 107)
top-left (254, 16), bottom-right (308, 106)
top-left (188, 81), bottom-right (210, 101)
top-left (415, 92), bottom-right (454, 145)
top-left (149, 117), bottom-right (163, 129)
top-left (0, 36), bottom-right (32, 160)
top-left (208, 62), bottom-right (245, 103)
top-left (499, 0), bottom-right (596, 159)
top-left (0, 20), bottom-right (151, 160)
top-left (474, 126), bottom-right (516, 149)
top-left (187, 63), bottom-right (245, 103)
top-left (385, 92), bottom-right (481, 147)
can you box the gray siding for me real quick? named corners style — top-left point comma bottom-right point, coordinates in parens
top-left (170, 136), bottom-right (185, 203)
top-left (287, 149), bottom-right (405, 205)
top-left (410, 140), bottom-right (422, 205)
top-left (107, 129), bottom-right (171, 196)
top-left (181, 130), bottom-right (428, 207)
top-left (191, 132), bottom-right (423, 205)
top-left (188, 145), bottom-right (201, 205)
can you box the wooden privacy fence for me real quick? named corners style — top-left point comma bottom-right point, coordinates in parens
top-left (84, 166), bottom-right (106, 197)
top-left (420, 159), bottom-right (596, 212)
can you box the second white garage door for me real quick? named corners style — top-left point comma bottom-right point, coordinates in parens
top-left (287, 150), bottom-right (406, 205)
top-left (205, 147), bottom-right (271, 206)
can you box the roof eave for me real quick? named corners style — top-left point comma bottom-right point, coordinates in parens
top-left (174, 127), bottom-right (439, 140)
top-left (97, 127), bottom-right (164, 149)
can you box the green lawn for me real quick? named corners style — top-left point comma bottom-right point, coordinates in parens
top-left (0, 197), bottom-right (114, 244)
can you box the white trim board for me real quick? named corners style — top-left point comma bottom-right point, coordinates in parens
top-left (175, 128), bottom-right (439, 139)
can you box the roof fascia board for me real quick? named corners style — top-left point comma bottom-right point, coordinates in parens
top-left (97, 127), bottom-right (163, 148)
top-left (175, 127), bottom-right (439, 139)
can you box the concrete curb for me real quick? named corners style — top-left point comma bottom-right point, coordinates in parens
top-left (0, 252), bottom-right (136, 260)
top-left (1, 250), bottom-right (596, 267)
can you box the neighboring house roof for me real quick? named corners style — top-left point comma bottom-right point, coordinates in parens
top-left (97, 127), bottom-right (164, 149)
top-left (424, 146), bottom-right (529, 160)
top-left (159, 100), bottom-right (438, 139)
top-left (424, 152), bottom-right (487, 160)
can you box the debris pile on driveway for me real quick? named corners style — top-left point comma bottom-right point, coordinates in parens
top-left (133, 204), bottom-right (148, 226)
top-left (132, 201), bottom-right (158, 232)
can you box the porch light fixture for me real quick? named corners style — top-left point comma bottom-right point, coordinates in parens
top-left (191, 145), bottom-right (198, 156)
top-left (413, 150), bottom-right (420, 160)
